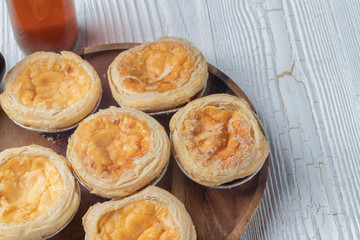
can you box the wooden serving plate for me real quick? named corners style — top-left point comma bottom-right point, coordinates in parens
top-left (0, 43), bottom-right (268, 240)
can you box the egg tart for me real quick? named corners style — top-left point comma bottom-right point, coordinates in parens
top-left (0, 145), bottom-right (80, 240)
top-left (0, 51), bottom-right (102, 131)
top-left (108, 37), bottom-right (208, 112)
top-left (83, 186), bottom-right (196, 240)
top-left (170, 94), bottom-right (270, 186)
top-left (67, 106), bottom-right (170, 198)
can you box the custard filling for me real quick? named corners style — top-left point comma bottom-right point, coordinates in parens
top-left (12, 58), bottom-right (91, 109)
top-left (0, 156), bottom-right (63, 224)
top-left (117, 41), bottom-right (196, 93)
top-left (97, 200), bottom-right (179, 240)
top-left (74, 113), bottom-right (151, 178)
top-left (184, 107), bottom-right (255, 167)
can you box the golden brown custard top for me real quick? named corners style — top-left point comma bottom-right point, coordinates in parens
top-left (97, 200), bottom-right (179, 240)
top-left (74, 113), bottom-right (151, 178)
top-left (0, 156), bottom-right (63, 224)
top-left (12, 58), bottom-right (91, 109)
top-left (184, 107), bottom-right (255, 168)
top-left (117, 41), bottom-right (196, 93)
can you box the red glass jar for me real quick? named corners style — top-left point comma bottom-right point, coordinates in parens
top-left (6, 0), bottom-right (78, 54)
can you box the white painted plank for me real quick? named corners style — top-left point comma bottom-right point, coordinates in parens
top-left (157, 0), bottom-right (218, 66)
top-left (80, 0), bottom-right (168, 45)
top-left (284, 0), bottom-right (360, 238)
top-left (203, 0), bottom-right (360, 239)
top-left (204, 1), bottom-right (297, 239)
top-left (0, 0), bottom-right (26, 80)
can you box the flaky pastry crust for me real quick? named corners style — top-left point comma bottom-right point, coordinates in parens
top-left (83, 186), bottom-right (196, 240)
top-left (0, 145), bottom-right (80, 240)
top-left (107, 37), bottom-right (208, 112)
top-left (67, 107), bottom-right (170, 198)
top-left (0, 51), bottom-right (102, 131)
top-left (170, 94), bottom-right (270, 186)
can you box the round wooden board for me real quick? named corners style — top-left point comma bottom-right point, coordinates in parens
top-left (0, 43), bottom-right (268, 240)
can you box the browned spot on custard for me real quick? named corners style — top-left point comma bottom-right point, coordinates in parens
top-left (0, 156), bottom-right (63, 223)
top-left (74, 113), bottom-right (151, 178)
top-left (97, 200), bottom-right (179, 240)
top-left (117, 41), bottom-right (196, 93)
top-left (184, 106), bottom-right (255, 168)
top-left (12, 59), bottom-right (91, 109)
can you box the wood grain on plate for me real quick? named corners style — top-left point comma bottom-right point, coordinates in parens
top-left (0, 43), bottom-right (268, 240)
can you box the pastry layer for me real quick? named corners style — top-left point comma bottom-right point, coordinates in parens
top-left (0, 156), bottom-right (63, 224)
top-left (0, 145), bottom-right (80, 240)
top-left (67, 107), bottom-right (170, 198)
top-left (170, 94), bottom-right (270, 186)
top-left (83, 186), bottom-right (196, 240)
top-left (97, 200), bottom-right (179, 240)
top-left (118, 41), bottom-right (195, 93)
top-left (108, 37), bottom-right (208, 112)
top-left (0, 51), bottom-right (102, 131)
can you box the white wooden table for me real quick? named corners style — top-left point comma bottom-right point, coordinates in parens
top-left (1, 0), bottom-right (359, 239)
